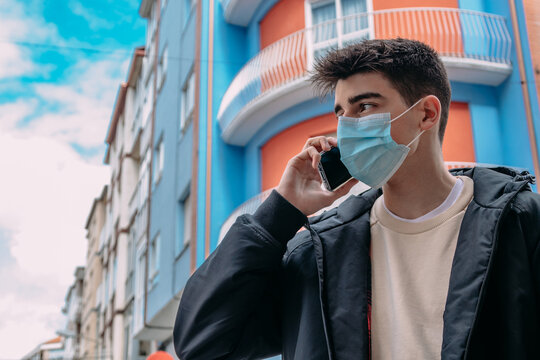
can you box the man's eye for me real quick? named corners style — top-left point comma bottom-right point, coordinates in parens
top-left (359, 103), bottom-right (374, 112)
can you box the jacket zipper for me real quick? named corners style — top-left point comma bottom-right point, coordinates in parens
top-left (462, 181), bottom-right (530, 358)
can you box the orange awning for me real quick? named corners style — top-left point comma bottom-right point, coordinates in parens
top-left (147, 350), bottom-right (174, 360)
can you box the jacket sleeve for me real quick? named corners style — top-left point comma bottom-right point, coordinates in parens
top-left (173, 190), bottom-right (307, 360)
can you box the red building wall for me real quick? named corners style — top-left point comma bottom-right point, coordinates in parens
top-left (259, 0), bottom-right (305, 49)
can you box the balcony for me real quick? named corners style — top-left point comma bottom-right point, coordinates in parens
top-left (220, 0), bottom-right (265, 26)
top-left (217, 8), bottom-right (512, 146)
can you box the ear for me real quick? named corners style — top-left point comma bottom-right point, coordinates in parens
top-left (419, 95), bottom-right (441, 132)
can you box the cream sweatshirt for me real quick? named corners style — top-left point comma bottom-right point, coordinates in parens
top-left (369, 176), bottom-right (474, 360)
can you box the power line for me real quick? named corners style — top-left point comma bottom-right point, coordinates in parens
top-left (0, 39), bottom-right (247, 65)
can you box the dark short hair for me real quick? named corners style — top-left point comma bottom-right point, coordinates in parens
top-left (310, 38), bottom-right (451, 144)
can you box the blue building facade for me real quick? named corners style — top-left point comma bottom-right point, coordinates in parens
top-left (129, 0), bottom-right (540, 358)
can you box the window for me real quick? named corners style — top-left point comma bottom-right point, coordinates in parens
top-left (184, 0), bottom-right (197, 22)
top-left (308, 0), bottom-right (371, 60)
top-left (104, 271), bottom-right (110, 302)
top-left (180, 70), bottom-right (195, 131)
top-left (153, 137), bottom-right (164, 185)
top-left (158, 46), bottom-right (168, 91)
top-left (142, 75), bottom-right (154, 127)
top-left (140, 149), bottom-right (150, 203)
top-left (112, 254), bottom-right (118, 293)
top-left (123, 323), bottom-right (131, 360)
top-left (149, 234), bottom-right (160, 285)
top-left (127, 229), bottom-right (135, 275)
top-left (135, 249), bottom-right (146, 329)
top-left (176, 192), bottom-right (192, 255)
top-left (146, 2), bottom-right (157, 50)
top-left (183, 193), bottom-right (192, 246)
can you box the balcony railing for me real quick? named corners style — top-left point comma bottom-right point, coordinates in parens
top-left (217, 8), bottom-right (512, 146)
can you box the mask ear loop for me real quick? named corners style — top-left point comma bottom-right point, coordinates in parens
top-left (406, 129), bottom-right (425, 147)
top-left (390, 97), bottom-right (425, 123)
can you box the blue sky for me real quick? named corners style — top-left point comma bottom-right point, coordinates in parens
top-left (0, 0), bottom-right (145, 358)
top-left (1, 0), bottom-right (144, 155)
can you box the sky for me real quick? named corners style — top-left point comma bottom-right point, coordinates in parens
top-left (0, 0), bottom-right (145, 358)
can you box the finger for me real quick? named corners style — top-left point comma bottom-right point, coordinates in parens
top-left (328, 137), bottom-right (338, 147)
top-left (303, 136), bottom-right (326, 151)
top-left (320, 137), bottom-right (331, 151)
top-left (306, 146), bottom-right (321, 169)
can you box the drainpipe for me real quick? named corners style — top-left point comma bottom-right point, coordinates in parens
top-left (509, 0), bottom-right (540, 189)
top-left (190, 0), bottom-right (202, 275)
top-left (144, 0), bottom-right (173, 331)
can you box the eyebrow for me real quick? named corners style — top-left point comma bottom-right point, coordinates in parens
top-left (334, 92), bottom-right (383, 115)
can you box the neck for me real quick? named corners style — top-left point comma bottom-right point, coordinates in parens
top-left (382, 151), bottom-right (456, 219)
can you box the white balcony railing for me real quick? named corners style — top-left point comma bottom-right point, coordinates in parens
top-left (217, 8), bottom-right (512, 146)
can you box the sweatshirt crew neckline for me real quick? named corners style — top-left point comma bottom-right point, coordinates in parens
top-left (371, 176), bottom-right (474, 234)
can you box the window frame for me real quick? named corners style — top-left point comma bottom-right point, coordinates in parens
top-left (158, 45), bottom-right (168, 92)
top-left (153, 136), bottom-right (165, 186)
top-left (149, 233), bottom-right (160, 287)
top-left (180, 68), bottom-right (195, 132)
top-left (305, 0), bottom-right (374, 66)
top-left (175, 190), bottom-right (192, 257)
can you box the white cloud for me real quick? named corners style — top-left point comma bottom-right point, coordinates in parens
top-left (0, 42), bottom-right (37, 78)
top-left (0, 113), bottom-right (109, 358)
top-left (0, 132), bottom-right (108, 278)
top-left (69, 0), bottom-right (115, 30)
top-left (0, 99), bottom-right (38, 131)
top-left (0, 0), bottom-right (63, 79)
top-left (21, 56), bottom-right (128, 149)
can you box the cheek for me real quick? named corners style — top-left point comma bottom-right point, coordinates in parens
top-left (389, 123), bottom-right (402, 143)
top-left (389, 122), bottom-right (413, 145)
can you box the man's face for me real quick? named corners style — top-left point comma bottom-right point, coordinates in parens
top-left (334, 72), bottom-right (422, 147)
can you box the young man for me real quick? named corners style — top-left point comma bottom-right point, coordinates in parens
top-left (174, 39), bottom-right (540, 359)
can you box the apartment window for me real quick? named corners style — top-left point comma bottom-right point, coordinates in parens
top-left (123, 323), bottom-right (131, 360)
top-left (184, 0), bottom-right (197, 22)
top-left (146, 2), bottom-right (157, 49)
top-left (153, 137), bottom-right (164, 185)
top-left (149, 234), bottom-right (160, 286)
top-left (127, 229), bottom-right (135, 275)
top-left (140, 149), bottom-right (150, 203)
top-left (176, 192), bottom-right (192, 255)
top-left (104, 271), bottom-right (110, 302)
top-left (183, 193), bottom-right (192, 246)
top-left (135, 249), bottom-right (145, 329)
top-left (180, 70), bottom-right (195, 131)
top-left (158, 46), bottom-right (168, 92)
top-left (142, 75), bottom-right (154, 127)
top-left (308, 0), bottom-right (371, 59)
top-left (112, 255), bottom-right (118, 293)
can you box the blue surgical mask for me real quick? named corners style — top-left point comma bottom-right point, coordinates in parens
top-left (337, 98), bottom-right (425, 189)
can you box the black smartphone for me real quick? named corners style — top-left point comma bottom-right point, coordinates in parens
top-left (317, 147), bottom-right (353, 191)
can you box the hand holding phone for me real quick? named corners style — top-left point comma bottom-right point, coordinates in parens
top-left (276, 136), bottom-right (358, 215)
top-left (318, 147), bottom-right (353, 191)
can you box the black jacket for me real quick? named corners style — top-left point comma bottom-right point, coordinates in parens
top-left (174, 167), bottom-right (540, 359)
